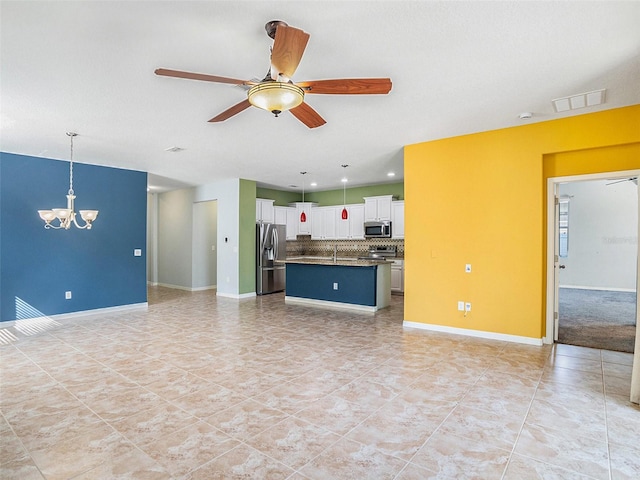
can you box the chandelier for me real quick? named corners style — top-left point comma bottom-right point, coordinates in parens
top-left (38, 132), bottom-right (99, 230)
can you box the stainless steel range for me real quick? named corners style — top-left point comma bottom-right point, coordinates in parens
top-left (358, 245), bottom-right (397, 260)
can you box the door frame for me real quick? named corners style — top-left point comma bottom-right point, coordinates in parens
top-left (544, 168), bottom-right (640, 344)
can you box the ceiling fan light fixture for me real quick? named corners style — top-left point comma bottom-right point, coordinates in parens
top-left (248, 82), bottom-right (304, 116)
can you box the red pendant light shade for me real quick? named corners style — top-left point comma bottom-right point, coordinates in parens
top-left (300, 171), bottom-right (307, 222)
top-left (341, 164), bottom-right (349, 220)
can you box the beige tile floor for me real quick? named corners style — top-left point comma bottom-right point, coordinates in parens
top-left (1, 286), bottom-right (639, 479)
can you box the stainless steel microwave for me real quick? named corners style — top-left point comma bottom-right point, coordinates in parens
top-left (364, 221), bottom-right (392, 238)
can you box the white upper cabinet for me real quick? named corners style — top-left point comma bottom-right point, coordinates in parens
top-left (289, 202), bottom-right (316, 235)
top-left (311, 206), bottom-right (337, 240)
top-left (392, 201), bottom-right (405, 239)
top-left (336, 204), bottom-right (365, 239)
top-left (274, 206), bottom-right (287, 225)
top-left (274, 206), bottom-right (298, 240)
top-left (349, 204), bottom-right (365, 239)
top-left (285, 207), bottom-right (298, 240)
top-left (256, 199), bottom-right (275, 223)
top-left (364, 195), bottom-right (393, 222)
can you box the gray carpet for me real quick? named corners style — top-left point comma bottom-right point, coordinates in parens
top-left (558, 287), bottom-right (637, 353)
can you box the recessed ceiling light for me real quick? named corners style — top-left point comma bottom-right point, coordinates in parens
top-left (518, 112), bottom-right (533, 120)
top-left (552, 89), bottom-right (605, 113)
top-left (310, 182), bottom-right (317, 187)
top-left (341, 178), bottom-right (348, 183)
top-left (164, 146), bottom-right (185, 153)
top-left (387, 172), bottom-right (396, 177)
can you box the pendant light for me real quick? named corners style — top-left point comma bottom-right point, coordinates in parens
top-left (300, 171), bottom-right (307, 223)
top-left (341, 164), bottom-right (349, 220)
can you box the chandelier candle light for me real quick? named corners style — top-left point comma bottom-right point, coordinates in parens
top-left (341, 164), bottom-right (349, 220)
top-left (38, 132), bottom-right (99, 230)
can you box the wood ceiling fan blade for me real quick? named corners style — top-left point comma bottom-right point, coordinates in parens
top-left (208, 99), bottom-right (252, 123)
top-left (290, 102), bottom-right (326, 129)
top-left (297, 78), bottom-right (392, 95)
top-left (155, 68), bottom-right (254, 86)
top-left (270, 25), bottom-right (310, 79)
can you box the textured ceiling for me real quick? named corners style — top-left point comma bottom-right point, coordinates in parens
top-left (1, 1), bottom-right (639, 193)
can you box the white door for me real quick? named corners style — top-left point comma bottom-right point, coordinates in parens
top-left (553, 190), bottom-right (560, 341)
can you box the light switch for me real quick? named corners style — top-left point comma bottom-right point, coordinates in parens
top-left (465, 264), bottom-right (471, 273)
top-left (134, 249), bottom-right (142, 257)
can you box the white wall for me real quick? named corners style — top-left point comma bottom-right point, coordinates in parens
top-left (559, 178), bottom-right (638, 290)
top-left (192, 200), bottom-right (217, 290)
top-left (151, 180), bottom-right (241, 296)
top-left (194, 179), bottom-right (241, 297)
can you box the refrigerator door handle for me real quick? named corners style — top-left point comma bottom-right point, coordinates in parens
top-left (273, 227), bottom-right (279, 259)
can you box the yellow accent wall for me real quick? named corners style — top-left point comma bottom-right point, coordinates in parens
top-left (404, 105), bottom-right (640, 340)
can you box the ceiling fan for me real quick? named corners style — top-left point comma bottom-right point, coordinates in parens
top-left (606, 177), bottom-right (638, 186)
top-left (155, 20), bottom-right (392, 128)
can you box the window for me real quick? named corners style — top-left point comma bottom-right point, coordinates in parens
top-left (558, 198), bottom-right (569, 257)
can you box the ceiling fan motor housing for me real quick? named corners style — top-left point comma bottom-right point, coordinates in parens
top-left (265, 20), bottom-right (288, 39)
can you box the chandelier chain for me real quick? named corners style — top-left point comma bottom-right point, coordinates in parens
top-left (68, 132), bottom-right (75, 195)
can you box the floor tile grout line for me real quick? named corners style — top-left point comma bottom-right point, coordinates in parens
top-left (392, 364), bottom-right (490, 477)
top-left (499, 366), bottom-right (546, 480)
top-left (0, 408), bottom-right (48, 480)
top-left (601, 353), bottom-right (614, 480)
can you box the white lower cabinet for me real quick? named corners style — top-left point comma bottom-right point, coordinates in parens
top-left (390, 259), bottom-right (404, 293)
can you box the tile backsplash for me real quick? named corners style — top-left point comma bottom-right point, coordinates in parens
top-left (286, 237), bottom-right (404, 258)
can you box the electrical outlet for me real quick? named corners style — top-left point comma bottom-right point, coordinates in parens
top-left (333, 282), bottom-right (339, 290)
top-left (465, 302), bottom-right (472, 312)
top-left (458, 301), bottom-right (465, 311)
top-left (65, 291), bottom-right (72, 300)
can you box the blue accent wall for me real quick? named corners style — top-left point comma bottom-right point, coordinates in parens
top-left (0, 152), bottom-right (147, 322)
top-left (286, 263), bottom-right (377, 306)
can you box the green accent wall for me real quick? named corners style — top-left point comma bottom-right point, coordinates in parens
top-left (257, 182), bottom-right (404, 207)
top-left (256, 187), bottom-right (301, 206)
top-left (307, 183), bottom-right (404, 205)
top-left (239, 179), bottom-right (256, 294)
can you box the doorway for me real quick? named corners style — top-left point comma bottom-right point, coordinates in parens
top-left (546, 170), bottom-right (639, 350)
top-left (556, 178), bottom-right (637, 352)
top-left (192, 200), bottom-right (218, 290)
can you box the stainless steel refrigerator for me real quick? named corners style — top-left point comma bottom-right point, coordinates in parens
top-left (256, 222), bottom-right (286, 295)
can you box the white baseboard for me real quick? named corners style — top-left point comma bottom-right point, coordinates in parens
top-left (285, 296), bottom-right (379, 313)
top-left (560, 285), bottom-right (636, 293)
top-left (2, 302), bottom-right (148, 326)
top-left (403, 321), bottom-right (543, 346)
top-left (216, 291), bottom-right (257, 299)
top-left (192, 285), bottom-right (217, 292)
top-left (155, 282), bottom-right (193, 291)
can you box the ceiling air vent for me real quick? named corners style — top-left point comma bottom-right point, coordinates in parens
top-left (552, 89), bottom-right (605, 113)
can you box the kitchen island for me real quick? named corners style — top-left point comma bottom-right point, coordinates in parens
top-left (284, 257), bottom-right (391, 312)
